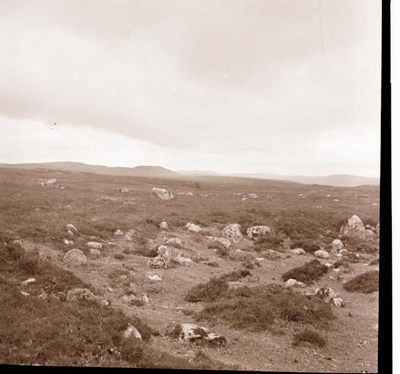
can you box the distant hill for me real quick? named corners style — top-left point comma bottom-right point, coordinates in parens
top-left (0, 162), bottom-right (180, 179)
top-left (230, 173), bottom-right (379, 187)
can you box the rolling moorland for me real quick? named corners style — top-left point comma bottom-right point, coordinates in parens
top-left (0, 165), bottom-right (380, 371)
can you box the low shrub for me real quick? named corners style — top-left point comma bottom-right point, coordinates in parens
top-left (293, 329), bottom-right (326, 347)
top-left (282, 259), bottom-right (328, 285)
top-left (343, 271), bottom-right (379, 293)
top-left (195, 284), bottom-right (335, 331)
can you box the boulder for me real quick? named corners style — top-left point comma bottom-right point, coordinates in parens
top-left (222, 223), bottom-right (242, 243)
top-left (314, 250), bottom-right (330, 259)
top-left (248, 193), bottom-right (258, 199)
top-left (206, 236), bottom-right (232, 249)
top-left (86, 241), bottom-right (103, 250)
top-left (37, 178), bottom-right (57, 187)
top-left (285, 278), bottom-right (306, 288)
top-left (185, 223), bottom-right (202, 232)
top-left (289, 248), bottom-right (306, 255)
top-left (159, 221), bottom-right (169, 230)
top-left (64, 249), bottom-right (87, 266)
top-left (246, 225), bottom-right (271, 240)
top-left (166, 237), bottom-right (182, 246)
top-left (315, 286), bottom-right (337, 300)
top-left (166, 323), bottom-right (227, 345)
top-left (123, 324), bottom-right (142, 339)
top-left (151, 187), bottom-right (174, 200)
top-left (147, 245), bottom-right (172, 268)
top-left (63, 239), bottom-right (73, 246)
top-left (331, 239), bottom-right (344, 253)
top-left (331, 297), bottom-right (345, 307)
top-left (67, 288), bottom-right (97, 303)
top-left (340, 215), bottom-right (364, 237)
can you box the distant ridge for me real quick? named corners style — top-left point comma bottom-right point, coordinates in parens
top-left (0, 162), bottom-right (379, 187)
top-left (0, 162), bottom-right (180, 179)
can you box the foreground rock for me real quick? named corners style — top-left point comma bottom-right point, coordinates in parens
top-left (166, 323), bottom-right (227, 345)
top-left (64, 249), bottom-right (87, 266)
top-left (151, 187), bottom-right (174, 200)
top-left (222, 223), bottom-right (242, 243)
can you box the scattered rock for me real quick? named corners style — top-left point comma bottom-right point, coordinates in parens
top-left (114, 229), bottom-right (124, 236)
top-left (172, 253), bottom-right (193, 267)
top-left (147, 273), bottom-right (162, 281)
top-left (166, 237), bottom-right (182, 246)
top-left (242, 197), bottom-right (248, 201)
top-left (118, 187), bottom-right (129, 193)
top-left (372, 203), bottom-right (379, 207)
top-left (376, 224), bottom-right (380, 237)
top-left (222, 223), bottom-right (242, 243)
top-left (186, 192), bottom-right (194, 196)
top-left (285, 279), bottom-right (307, 288)
top-left (246, 225), bottom-right (271, 240)
top-left (86, 241), bottom-right (103, 250)
top-left (125, 229), bottom-right (136, 241)
top-left (66, 224), bottom-right (78, 233)
top-left (333, 199), bottom-right (339, 202)
top-left (159, 221), bottom-right (169, 230)
top-left (37, 178), bottom-right (57, 187)
top-left (314, 250), bottom-right (330, 259)
top-left (22, 278), bottom-right (36, 285)
top-left (185, 223), bottom-right (202, 233)
top-left (331, 297), bottom-right (345, 307)
top-left (20, 291), bottom-right (30, 297)
top-left (298, 193), bottom-right (306, 199)
top-left (151, 187), bottom-right (174, 200)
top-left (147, 245), bottom-right (172, 268)
top-left (64, 249), bottom-right (87, 266)
top-left (63, 239), bottom-right (73, 246)
top-left (314, 286), bottom-right (343, 307)
top-left (206, 236), bottom-right (232, 249)
top-left (166, 323), bottom-right (227, 345)
top-left (289, 248), bottom-right (306, 255)
top-left (331, 239), bottom-right (344, 253)
top-left (248, 193), bottom-right (258, 199)
top-left (123, 324), bottom-right (142, 340)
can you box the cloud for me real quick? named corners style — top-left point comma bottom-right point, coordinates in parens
top-left (0, 0), bottom-right (381, 175)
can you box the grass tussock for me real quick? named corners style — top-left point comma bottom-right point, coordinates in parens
top-left (343, 271), bottom-right (379, 294)
top-left (282, 259), bottom-right (328, 285)
top-left (293, 329), bottom-right (327, 347)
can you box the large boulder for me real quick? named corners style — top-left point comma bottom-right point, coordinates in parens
top-left (222, 224), bottom-right (242, 243)
top-left (166, 323), bottom-right (227, 345)
top-left (246, 225), bottom-right (271, 240)
top-left (151, 187), bottom-right (174, 200)
top-left (64, 249), bottom-right (87, 266)
top-left (340, 215), bottom-right (377, 241)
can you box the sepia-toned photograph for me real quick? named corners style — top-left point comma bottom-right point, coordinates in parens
top-left (0, 0), bottom-right (383, 372)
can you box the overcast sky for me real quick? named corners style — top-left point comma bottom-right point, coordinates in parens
top-left (0, 0), bottom-right (381, 176)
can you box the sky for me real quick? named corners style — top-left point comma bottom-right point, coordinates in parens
top-left (0, 0), bottom-right (381, 177)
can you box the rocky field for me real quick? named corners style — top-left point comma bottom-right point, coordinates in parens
top-left (0, 167), bottom-right (380, 371)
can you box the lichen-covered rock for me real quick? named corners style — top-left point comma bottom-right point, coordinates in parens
top-left (166, 323), bottom-right (227, 345)
top-left (64, 249), bottom-right (87, 266)
top-left (222, 223), bottom-right (242, 243)
top-left (340, 215), bottom-right (377, 240)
